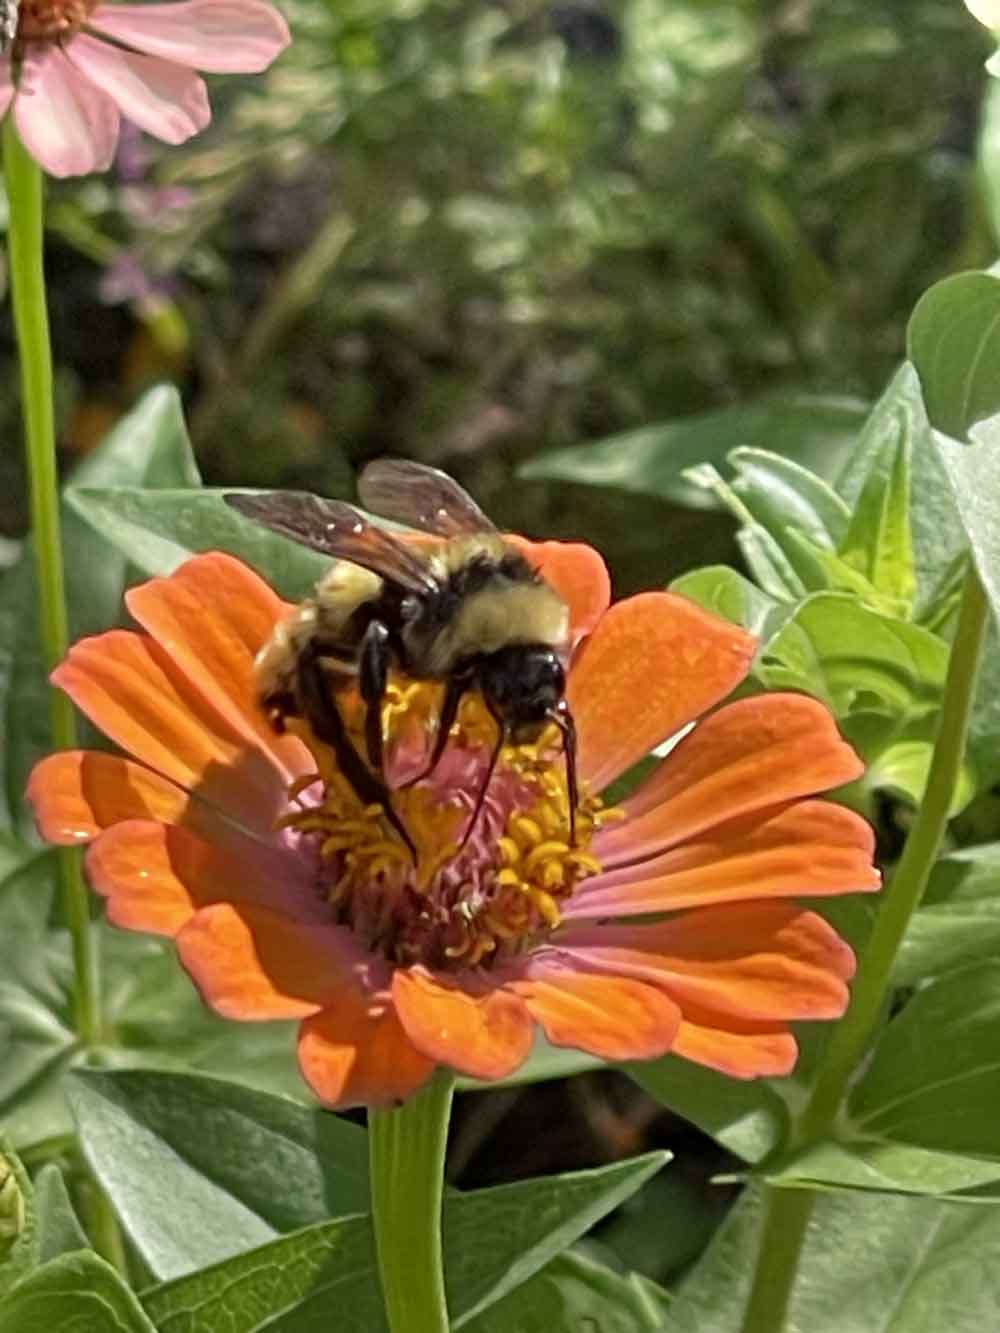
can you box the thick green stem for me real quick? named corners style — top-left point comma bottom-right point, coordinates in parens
top-left (739, 561), bottom-right (990, 1333)
top-left (3, 121), bottom-right (101, 1046)
top-left (369, 1071), bottom-right (454, 1333)
top-left (740, 1187), bottom-right (815, 1333)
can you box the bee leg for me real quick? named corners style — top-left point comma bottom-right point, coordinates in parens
top-left (401, 671), bottom-right (468, 788)
top-left (358, 620), bottom-right (391, 780)
top-left (297, 641), bottom-right (416, 861)
top-left (548, 702), bottom-right (579, 847)
top-left (458, 706), bottom-right (508, 851)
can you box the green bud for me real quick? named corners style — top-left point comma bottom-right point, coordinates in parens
top-left (0, 1159), bottom-right (25, 1251)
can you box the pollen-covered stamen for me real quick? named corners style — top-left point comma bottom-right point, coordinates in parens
top-left (280, 680), bottom-right (621, 970)
top-left (15, 0), bottom-right (96, 42)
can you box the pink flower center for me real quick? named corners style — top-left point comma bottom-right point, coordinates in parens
top-left (279, 681), bottom-right (621, 971)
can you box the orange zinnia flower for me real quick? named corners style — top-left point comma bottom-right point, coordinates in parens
top-left (28, 543), bottom-right (878, 1109)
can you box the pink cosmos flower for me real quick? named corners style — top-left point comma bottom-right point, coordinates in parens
top-left (2, 0), bottom-right (290, 177)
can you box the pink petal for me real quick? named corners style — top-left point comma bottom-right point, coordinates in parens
top-left (64, 32), bottom-right (209, 145)
top-left (14, 47), bottom-right (120, 177)
top-left (89, 0), bottom-right (290, 74)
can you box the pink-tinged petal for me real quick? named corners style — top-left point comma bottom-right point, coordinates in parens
top-left (508, 537), bottom-right (611, 643)
top-left (567, 593), bottom-right (756, 792)
top-left (125, 554), bottom-right (308, 784)
top-left (53, 629), bottom-right (284, 829)
top-left (89, 0), bottom-right (290, 74)
top-left (567, 798), bottom-right (879, 919)
top-left (595, 693), bottom-right (867, 867)
top-left (177, 903), bottom-right (360, 1021)
top-left (15, 46), bottom-right (120, 177)
top-left (555, 903), bottom-right (854, 1022)
top-left (508, 967), bottom-right (681, 1062)
top-left (670, 1008), bottom-right (799, 1079)
top-left (392, 968), bottom-right (533, 1081)
top-left (65, 33), bottom-right (209, 145)
top-left (86, 819), bottom-right (327, 937)
top-left (27, 751), bottom-right (194, 846)
top-left (299, 999), bottom-right (436, 1111)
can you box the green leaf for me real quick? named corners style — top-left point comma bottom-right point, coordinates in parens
top-left (462, 1252), bottom-right (669, 1333)
top-left (908, 271), bottom-right (1000, 439)
top-left (837, 416), bottom-right (916, 616)
top-left (668, 1184), bottom-right (1000, 1332)
top-left (896, 843), bottom-right (1000, 985)
top-left (0, 1250), bottom-right (155, 1333)
top-left (936, 414), bottom-right (1000, 631)
top-left (835, 363), bottom-right (967, 621)
top-left (32, 1168), bottom-right (88, 1265)
top-left (851, 960), bottom-right (1000, 1155)
top-left (0, 386), bottom-right (200, 836)
top-left (458, 1036), bottom-right (602, 1092)
top-left (668, 565), bottom-right (791, 642)
top-left (0, 1143), bottom-right (36, 1300)
top-left (729, 447), bottom-right (851, 555)
top-left (68, 1069), bottom-right (368, 1278)
top-left (763, 1137), bottom-right (1000, 1199)
top-left (518, 393), bottom-right (868, 512)
top-left (623, 1056), bottom-right (786, 1164)
top-left (66, 487), bottom-right (330, 602)
top-left (138, 1152), bottom-right (668, 1330)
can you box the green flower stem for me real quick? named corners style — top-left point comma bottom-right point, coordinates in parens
top-left (3, 121), bottom-right (101, 1047)
top-left (740, 560), bottom-right (990, 1333)
top-left (369, 1070), bottom-right (455, 1333)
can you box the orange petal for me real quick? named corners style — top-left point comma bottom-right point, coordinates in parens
top-left (555, 902), bottom-right (854, 1022)
top-left (392, 968), bottom-right (533, 1081)
top-left (670, 1006), bottom-right (799, 1079)
top-left (86, 819), bottom-right (327, 938)
top-left (596, 693), bottom-right (865, 866)
top-left (27, 751), bottom-right (193, 845)
top-left (508, 968), bottom-right (681, 1062)
top-left (177, 903), bottom-right (361, 1021)
top-left (567, 799), bottom-right (879, 918)
top-left (125, 554), bottom-right (308, 782)
top-left (53, 629), bottom-right (284, 829)
top-left (567, 592), bottom-right (756, 791)
top-left (299, 997), bottom-right (435, 1110)
top-left (508, 536), bottom-right (611, 642)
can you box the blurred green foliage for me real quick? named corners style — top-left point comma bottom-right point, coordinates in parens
top-left (1, 0), bottom-right (995, 590)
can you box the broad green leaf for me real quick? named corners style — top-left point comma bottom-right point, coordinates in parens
top-left (935, 414), bottom-right (1000, 630)
top-left (66, 487), bottom-right (330, 602)
top-left (464, 1252), bottom-right (669, 1333)
top-left (139, 1153), bottom-right (668, 1330)
top-left (518, 393), bottom-right (867, 512)
top-left (669, 1184), bottom-right (1000, 1332)
top-left (851, 960), bottom-right (1000, 1154)
top-left (623, 1055), bottom-right (786, 1164)
top-left (835, 363), bottom-right (967, 621)
top-left (69, 1069), bottom-right (368, 1277)
top-left (0, 386), bottom-right (200, 836)
top-left (837, 417), bottom-right (916, 616)
top-left (907, 270), bottom-right (1000, 440)
top-left (32, 1168), bottom-right (88, 1265)
top-left (763, 1137), bottom-right (1000, 1198)
top-left (0, 1143), bottom-right (35, 1300)
top-left (0, 1250), bottom-right (155, 1333)
top-left (729, 447), bottom-right (850, 555)
top-left (896, 843), bottom-right (1000, 985)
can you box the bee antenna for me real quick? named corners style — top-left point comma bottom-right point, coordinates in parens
top-left (548, 704), bottom-right (578, 847)
top-left (459, 716), bottom-right (507, 853)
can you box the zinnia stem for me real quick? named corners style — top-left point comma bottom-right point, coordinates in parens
top-left (369, 1069), bottom-right (455, 1333)
top-left (2, 121), bottom-right (102, 1048)
top-left (740, 559), bottom-right (990, 1333)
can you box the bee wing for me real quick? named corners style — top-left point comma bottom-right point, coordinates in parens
top-left (358, 459), bottom-right (497, 538)
top-left (224, 491), bottom-right (439, 594)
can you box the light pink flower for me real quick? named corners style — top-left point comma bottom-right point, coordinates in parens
top-left (2, 0), bottom-right (290, 177)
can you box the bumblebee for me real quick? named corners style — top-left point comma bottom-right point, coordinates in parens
top-left (225, 460), bottom-right (578, 855)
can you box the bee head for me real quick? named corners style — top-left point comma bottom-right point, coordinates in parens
top-left (477, 645), bottom-right (565, 740)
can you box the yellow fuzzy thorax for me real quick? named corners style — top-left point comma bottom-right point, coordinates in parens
top-left (278, 677), bottom-right (622, 968)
